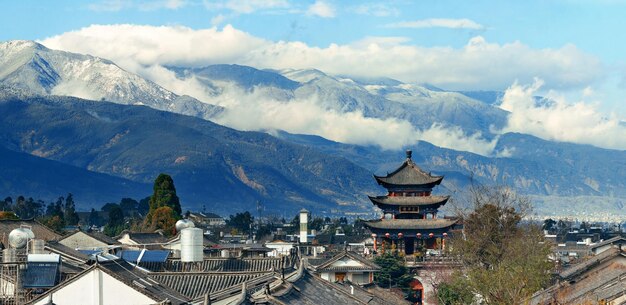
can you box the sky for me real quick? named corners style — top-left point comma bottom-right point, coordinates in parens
top-left (1, 0), bottom-right (625, 152)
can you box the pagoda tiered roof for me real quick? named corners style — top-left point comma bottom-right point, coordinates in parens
top-left (368, 195), bottom-right (450, 207)
top-left (373, 151), bottom-right (442, 188)
top-left (364, 218), bottom-right (457, 231)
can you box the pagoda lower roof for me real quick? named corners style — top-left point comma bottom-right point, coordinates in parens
top-left (368, 195), bottom-right (450, 206)
top-left (364, 219), bottom-right (457, 230)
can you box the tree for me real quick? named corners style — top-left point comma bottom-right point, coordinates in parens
top-left (0, 211), bottom-right (19, 220)
top-left (0, 197), bottom-right (12, 211)
top-left (137, 197), bottom-right (150, 216)
top-left (104, 204), bottom-right (125, 236)
top-left (13, 196), bottom-right (43, 219)
top-left (88, 208), bottom-right (103, 226)
top-left (64, 193), bottom-right (80, 225)
top-left (149, 206), bottom-right (178, 236)
top-left (119, 198), bottom-right (139, 217)
top-left (227, 211), bottom-right (254, 233)
top-left (101, 202), bottom-right (118, 213)
top-left (41, 216), bottom-right (65, 232)
top-left (373, 252), bottom-right (413, 292)
top-left (443, 186), bottom-right (552, 305)
top-left (146, 174), bottom-right (182, 227)
top-left (543, 218), bottom-right (557, 233)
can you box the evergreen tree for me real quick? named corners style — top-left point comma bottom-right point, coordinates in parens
top-left (104, 204), bottom-right (125, 236)
top-left (88, 208), bottom-right (102, 226)
top-left (145, 174), bottom-right (181, 228)
top-left (137, 197), bottom-right (150, 216)
top-left (0, 197), bottom-right (12, 211)
top-left (119, 198), bottom-right (139, 217)
top-left (13, 196), bottom-right (43, 219)
top-left (64, 193), bottom-right (80, 225)
top-left (150, 206), bottom-right (178, 236)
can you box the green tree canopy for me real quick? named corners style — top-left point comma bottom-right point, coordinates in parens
top-left (146, 174), bottom-right (181, 226)
top-left (227, 211), bottom-right (254, 233)
top-left (104, 204), bottom-right (125, 236)
top-left (64, 193), bottom-right (80, 226)
top-left (373, 252), bottom-right (413, 291)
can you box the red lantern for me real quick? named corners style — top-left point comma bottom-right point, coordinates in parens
top-left (416, 233), bottom-right (422, 238)
top-left (429, 233), bottom-right (434, 238)
top-left (398, 232), bottom-right (403, 238)
top-left (385, 233), bottom-right (390, 238)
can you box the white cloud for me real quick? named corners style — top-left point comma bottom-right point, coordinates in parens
top-left (385, 18), bottom-right (485, 30)
top-left (211, 14), bottom-right (227, 26)
top-left (353, 3), bottom-right (399, 17)
top-left (40, 24), bottom-right (604, 91)
top-left (203, 0), bottom-right (289, 14)
top-left (306, 0), bottom-right (335, 18)
top-left (88, 0), bottom-right (131, 11)
top-left (87, 0), bottom-right (187, 11)
top-left (498, 79), bottom-right (626, 150)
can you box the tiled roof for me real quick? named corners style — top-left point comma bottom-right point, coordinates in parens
top-left (364, 218), bottom-right (457, 230)
top-left (257, 270), bottom-right (378, 305)
top-left (161, 257), bottom-right (295, 273)
top-left (126, 232), bottom-right (168, 244)
top-left (590, 236), bottom-right (626, 250)
top-left (529, 252), bottom-right (626, 305)
top-left (374, 158), bottom-right (442, 187)
top-left (0, 219), bottom-right (62, 246)
top-left (26, 260), bottom-right (190, 305)
top-left (368, 195), bottom-right (450, 206)
top-left (315, 250), bottom-right (380, 272)
top-left (559, 247), bottom-right (620, 280)
top-left (44, 240), bottom-right (90, 264)
top-left (97, 260), bottom-right (190, 304)
top-left (150, 271), bottom-right (273, 299)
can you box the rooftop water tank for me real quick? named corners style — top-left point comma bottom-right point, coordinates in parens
top-left (9, 228), bottom-right (34, 249)
top-left (180, 227), bottom-right (203, 262)
top-left (30, 239), bottom-right (45, 254)
top-left (175, 219), bottom-right (195, 232)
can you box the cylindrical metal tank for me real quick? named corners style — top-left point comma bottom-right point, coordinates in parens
top-left (175, 219), bottom-right (195, 232)
top-left (9, 228), bottom-right (32, 249)
top-left (30, 239), bottom-right (45, 254)
top-left (180, 227), bottom-right (203, 262)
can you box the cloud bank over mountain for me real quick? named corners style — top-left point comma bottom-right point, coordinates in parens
top-left (39, 24), bottom-right (623, 153)
top-left (41, 24), bottom-right (603, 91)
top-left (499, 79), bottom-right (626, 150)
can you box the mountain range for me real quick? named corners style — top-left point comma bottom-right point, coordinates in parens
top-left (0, 40), bottom-right (624, 218)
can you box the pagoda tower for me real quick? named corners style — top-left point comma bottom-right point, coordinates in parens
top-left (364, 150), bottom-right (457, 255)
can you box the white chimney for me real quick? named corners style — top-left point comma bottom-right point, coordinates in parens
top-left (299, 208), bottom-right (309, 243)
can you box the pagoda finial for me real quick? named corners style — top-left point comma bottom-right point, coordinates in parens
top-left (406, 150), bottom-right (412, 159)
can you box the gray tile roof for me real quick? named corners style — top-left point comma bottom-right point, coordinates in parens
top-left (162, 257), bottom-right (295, 273)
top-left (369, 195), bottom-right (450, 206)
top-left (364, 218), bottom-right (457, 231)
top-left (150, 271), bottom-right (273, 299)
top-left (0, 219), bottom-right (62, 246)
top-left (559, 247), bottom-right (620, 280)
top-left (374, 158), bottom-right (443, 187)
top-left (258, 270), bottom-right (380, 305)
top-left (314, 250), bottom-right (380, 272)
top-left (26, 260), bottom-right (191, 305)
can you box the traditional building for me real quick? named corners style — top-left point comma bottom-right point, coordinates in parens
top-left (364, 150), bottom-right (457, 255)
top-left (311, 250), bottom-right (381, 285)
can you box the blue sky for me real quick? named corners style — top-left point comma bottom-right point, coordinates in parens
top-left (2, 0), bottom-right (625, 116)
